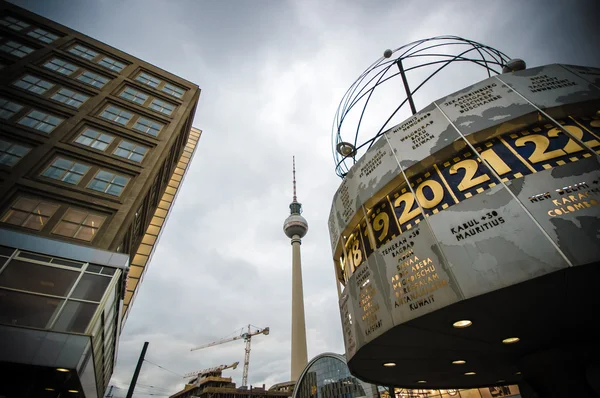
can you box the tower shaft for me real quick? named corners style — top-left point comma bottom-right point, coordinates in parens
top-left (290, 234), bottom-right (308, 381)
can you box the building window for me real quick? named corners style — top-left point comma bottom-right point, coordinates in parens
top-left (0, 40), bottom-right (34, 58)
top-left (18, 110), bottom-right (63, 133)
top-left (69, 44), bottom-right (98, 60)
top-left (119, 86), bottom-right (148, 105)
top-left (77, 71), bottom-right (109, 88)
top-left (87, 170), bottom-right (129, 196)
top-left (113, 140), bottom-right (148, 163)
top-left (1, 197), bottom-right (60, 230)
top-left (100, 105), bottom-right (132, 125)
top-left (149, 98), bottom-right (175, 116)
top-left (0, 98), bottom-right (23, 120)
top-left (0, 139), bottom-right (30, 167)
top-left (74, 128), bottom-right (114, 151)
top-left (136, 72), bottom-right (161, 88)
top-left (98, 57), bottom-right (125, 72)
top-left (162, 83), bottom-right (185, 99)
top-left (44, 58), bottom-right (79, 76)
top-left (27, 28), bottom-right (59, 43)
top-left (42, 157), bottom-right (90, 185)
top-left (51, 88), bottom-right (89, 108)
top-left (0, 16), bottom-right (30, 31)
top-left (133, 117), bottom-right (163, 137)
top-left (13, 74), bottom-right (55, 95)
top-left (52, 208), bottom-right (105, 242)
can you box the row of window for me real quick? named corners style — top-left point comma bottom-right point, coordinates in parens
top-left (42, 156), bottom-right (130, 197)
top-left (1, 14), bottom-right (188, 99)
top-left (1, 127), bottom-right (149, 171)
top-left (69, 43), bottom-right (126, 72)
top-left (120, 86), bottom-right (176, 116)
top-left (1, 97), bottom-right (165, 137)
top-left (14, 74), bottom-right (90, 108)
top-left (0, 99), bottom-right (63, 133)
top-left (136, 72), bottom-right (185, 99)
top-left (1, 196), bottom-right (107, 242)
top-left (44, 57), bottom-right (109, 88)
top-left (28, 58), bottom-right (178, 116)
top-left (1, 15), bottom-right (60, 43)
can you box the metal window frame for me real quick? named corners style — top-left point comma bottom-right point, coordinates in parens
top-left (41, 155), bottom-right (90, 185)
top-left (51, 87), bottom-right (89, 108)
top-left (0, 139), bottom-right (31, 166)
top-left (44, 57), bottom-right (79, 75)
top-left (27, 27), bottom-right (59, 43)
top-left (69, 44), bottom-right (98, 60)
top-left (52, 208), bottom-right (105, 241)
top-left (74, 127), bottom-right (115, 151)
top-left (13, 74), bottom-right (55, 94)
top-left (0, 40), bottom-right (33, 57)
top-left (18, 109), bottom-right (63, 132)
top-left (87, 169), bottom-right (129, 196)
top-left (100, 105), bottom-right (132, 125)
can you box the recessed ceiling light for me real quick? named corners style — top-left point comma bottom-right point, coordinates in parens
top-left (497, 380), bottom-right (505, 383)
top-left (502, 337), bottom-right (520, 344)
top-left (68, 390), bottom-right (79, 393)
top-left (515, 371), bottom-right (521, 375)
top-left (45, 388), bottom-right (55, 391)
top-left (383, 362), bottom-right (396, 367)
top-left (453, 320), bottom-right (472, 328)
top-left (416, 380), bottom-right (426, 383)
top-left (56, 368), bottom-right (70, 372)
top-left (464, 372), bottom-right (476, 375)
top-left (452, 360), bottom-right (466, 365)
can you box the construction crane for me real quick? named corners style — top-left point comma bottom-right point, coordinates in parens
top-left (190, 325), bottom-right (269, 388)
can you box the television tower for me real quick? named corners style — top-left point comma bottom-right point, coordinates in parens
top-left (283, 156), bottom-right (309, 381)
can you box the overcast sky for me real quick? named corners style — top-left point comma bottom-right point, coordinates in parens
top-left (10, 0), bottom-right (600, 396)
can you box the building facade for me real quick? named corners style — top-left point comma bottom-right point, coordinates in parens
top-left (0, 1), bottom-right (201, 397)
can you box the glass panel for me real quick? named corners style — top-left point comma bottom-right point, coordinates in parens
top-left (13, 197), bottom-right (37, 212)
top-left (75, 226), bottom-right (95, 241)
top-left (100, 267), bottom-right (116, 276)
top-left (22, 214), bottom-right (50, 230)
top-left (16, 252), bottom-right (51, 262)
top-left (0, 289), bottom-right (62, 329)
top-left (53, 221), bottom-right (78, 238)
top-left (63, 209), bottom-right (87, 223)
top-left (86, 264), bottom-right (102, 273)
top-left (51, 258), bottom-right (84, 268)
top-left (106, 184), bottom-right (123, 196)
top-left (0, 259), bottom-right (79, 296)
top-left (0, 246), bottom-right (15, 257)
top-left (52, 300), bottom-right (98, 333)
top-left (71, 273), bottom-right (111, 302)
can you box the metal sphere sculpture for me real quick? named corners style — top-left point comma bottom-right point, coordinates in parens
top-left (332, 36), bottom-right (514, 178)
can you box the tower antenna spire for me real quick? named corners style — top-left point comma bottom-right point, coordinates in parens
top-left (293, 156), bottom-right (297, 202)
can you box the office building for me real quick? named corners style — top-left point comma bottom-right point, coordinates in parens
top-left (0, 1), bottom-right (201, 397)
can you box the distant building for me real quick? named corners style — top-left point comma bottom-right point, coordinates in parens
top-left (292, 353), bottom-right (378, 398)
top-left (292, 353), bottom-right (520, 398)
top-left (169, 368), bottom-right (293, 398)
top-left (0, 1), bottom-right (201, 397)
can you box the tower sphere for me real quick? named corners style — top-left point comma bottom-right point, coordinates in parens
top-left (283, 214), bottom-right (309, 239)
